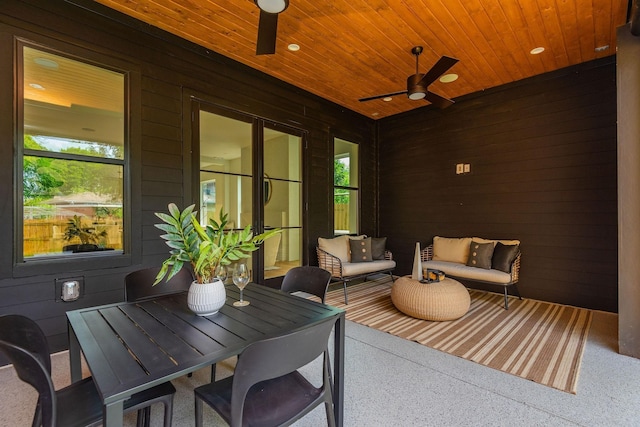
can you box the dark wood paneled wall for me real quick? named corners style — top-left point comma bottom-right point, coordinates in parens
top-left (0, 0), bottom-right (374, 353)
top-left (378, 57), bottom-right (618, 312)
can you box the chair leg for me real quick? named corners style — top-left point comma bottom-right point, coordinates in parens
top-left (162, 395), bottom-right (174, 427)
top-left (135, 408), bottom-right (150, 427)
top-left (504, 284), bottom-right (522, 310)
top-left (195, 395), bottom-right (204, 427)
top-left (211, 363), bottom-right (216, 382)
top-left (388, 272), bottom-right (395, 282)
top-left (324, 400), bottom-right (336, 427)
top-left (343, 281), bottom-right (348, 304)
top-left (512, 284), bottom-right (522, 300)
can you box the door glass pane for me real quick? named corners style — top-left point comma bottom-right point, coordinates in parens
top-left (264, 128), bottom-right (301, 181)
top-left (199, 172), bottom-right (253, 230)
top-left (199, 110), bottom-right (253, 277)
top-left (200, 112), bottom-right (252, 175)
top-left (264, 128), bottom-right (302, 278)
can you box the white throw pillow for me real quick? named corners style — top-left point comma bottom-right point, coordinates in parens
top-left (318, 235), bottom-right (350, 262)
top-left (432, 236), bottom-right (472, 264)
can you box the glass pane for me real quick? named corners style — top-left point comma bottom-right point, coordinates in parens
top-left (264, 228), bottom-right (302, 279)
top-left (264, 128), bottom-right (302, 279)
top-left (23, 47), bottom-right (124, 159)
top-left (264, 129), bottom-right (301, 181)
top-left (264, 180), bottom-right (301, 228)
top-left (334, 188), bottom-right (358, 235)
top-left (24, 157), bottom-right (123, 258)
top-left (334, 138), bottom-right (358, 188)
top-left (200, 111), bottom-right (252, 175)
top-left (200, 172), bottom-right (253, 230)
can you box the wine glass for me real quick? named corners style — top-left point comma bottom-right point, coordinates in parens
top-left (215, 264), bottom-right (227, 283)
top-left (232, 263), bottom-right (250, 306)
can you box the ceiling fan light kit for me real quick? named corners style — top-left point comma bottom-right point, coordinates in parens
top-left (255, 0), bottom-right (288, 14)
top-left (407, 74), bottom-right (427, 100)
top-left (359, 46), bottom-right (459, 109)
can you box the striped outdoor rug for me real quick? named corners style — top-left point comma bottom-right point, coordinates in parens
top-left (326, 277), bottom-right (593, 394)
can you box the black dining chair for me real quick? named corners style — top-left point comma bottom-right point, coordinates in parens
top-left (194, 315), bottom-right (337, 427)
top-left (0, 314), bottom-right (175, 427)
top-left (125, 265), bottom-right (194, 302)
top-left (280, 265), bottom-right (332, 303)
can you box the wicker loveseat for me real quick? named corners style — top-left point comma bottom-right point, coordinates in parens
top-left (420, 236), bottom-right (521, 309)
top-left (316, 235), bottom-right (395, 304)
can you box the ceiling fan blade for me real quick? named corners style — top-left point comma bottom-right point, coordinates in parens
top-left (256, 10), bottom-right (279, 55)
top-left (359, 90), bottom-right (408, 102)
top-left (424, 91), bottom-right (455, 109)
top-left (417, 56), bottom-right (459, 87)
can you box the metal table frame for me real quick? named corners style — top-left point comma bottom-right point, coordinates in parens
top-left (67, 283), bottom-right (345, 427)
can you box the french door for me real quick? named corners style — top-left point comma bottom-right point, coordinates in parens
top-left (194, 101), bottom-right (304, 285)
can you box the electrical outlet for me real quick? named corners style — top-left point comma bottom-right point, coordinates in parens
top-left (55, 277), bottom-right (84, 302)
top-left (456, 163), bottom-right (464, 174)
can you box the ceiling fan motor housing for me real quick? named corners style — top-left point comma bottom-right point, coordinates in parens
top-left (407, 73), bottom-right (427, 100)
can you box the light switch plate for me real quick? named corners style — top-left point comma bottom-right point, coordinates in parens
top-left (456, 164), bottom-right (464, 174)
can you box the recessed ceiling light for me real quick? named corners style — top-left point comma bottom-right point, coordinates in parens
top-left (34, 57), bottom-right (59, 69)
top-left (29, 83), bottom-right (45, 90)
top-left (440, 73), bottom-right (458, 83)
top-left (287, 44), bottom-right (300, 51)
top-left (595, 45), bottom-right (610, 52)
top-left (530, 47), bottom-right (545, 55)
top-left (382, 97), bottom-right (392, 102)
top-left (372, 112), bottom-right (379, 116)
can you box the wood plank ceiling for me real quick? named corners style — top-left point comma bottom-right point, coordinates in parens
top-left (94, 0), bottom-right (628, 119)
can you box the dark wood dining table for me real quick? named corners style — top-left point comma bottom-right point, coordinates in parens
top-left (67, 283), bottom-right (346, 427)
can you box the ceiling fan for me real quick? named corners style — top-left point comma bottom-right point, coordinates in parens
top-left (359, 46), bottom-right (459, 109)
top-left (254, 0), bottom-right (289, 55)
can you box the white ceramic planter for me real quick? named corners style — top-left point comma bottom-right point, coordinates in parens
top-left (187, 279), bottom-right (226, 316)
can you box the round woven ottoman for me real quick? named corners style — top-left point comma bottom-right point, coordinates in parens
top-left (391, 276), bottom-right (470, 321)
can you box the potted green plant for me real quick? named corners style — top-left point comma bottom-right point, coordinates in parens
top-left (154, 203), bottom-right (281, 315)
top-left (63, 215), bottom-right (108, 252)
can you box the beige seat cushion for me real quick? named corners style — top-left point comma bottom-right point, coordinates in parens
top-left (423, 260), bottom-right (513, 284)
top-left (341, 259), bottom-right (396, 277)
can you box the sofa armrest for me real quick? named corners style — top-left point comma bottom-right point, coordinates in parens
top-left (316, 246), bottom-right (344, 278)
top-left (420, 245), bottom-right (434, 262)
top-left (510, 252), bottom-right (521, 283)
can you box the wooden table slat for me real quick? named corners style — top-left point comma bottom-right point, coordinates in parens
top-left (118, 304), bottom-right (201, 368)
top-left (83, 310), bottom-right (146, 390)
top-left (140, 299), bottom-right (237, 354)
